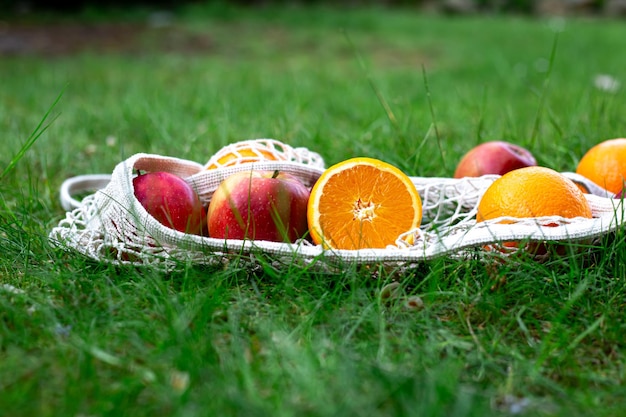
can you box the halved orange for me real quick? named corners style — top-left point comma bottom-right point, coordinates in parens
top-left (205, 140), bottom-right (284, 169)
top-left (307, 157), bottom-right (422, 250)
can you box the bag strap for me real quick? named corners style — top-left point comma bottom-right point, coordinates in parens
top-left (59, 174), bottom-right (112, 211)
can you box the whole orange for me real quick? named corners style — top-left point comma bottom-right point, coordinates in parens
top-left (477, 166), bottom-right (592, 223)
top-left (476, 166), bottom-right (592, 255)
top-left (576, 138), bottom-right (626, 194)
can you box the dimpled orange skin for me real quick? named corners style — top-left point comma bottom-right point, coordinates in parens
top-left (576, 138), bottom-right (626, 194)
top-left (476, 166), bottom-right (592, 224)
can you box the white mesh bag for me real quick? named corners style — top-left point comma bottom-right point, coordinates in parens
top-left (49, 139), bottom-right (626, 270)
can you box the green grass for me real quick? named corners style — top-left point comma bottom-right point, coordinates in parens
top-left (2, 4), bottom-right (626, 416)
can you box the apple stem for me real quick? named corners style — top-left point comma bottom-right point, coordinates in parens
top-left (272, 170), bottom-right (280, 179)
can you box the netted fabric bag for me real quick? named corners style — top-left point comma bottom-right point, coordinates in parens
top-left (50, 140), bottom-right (326, 269)
top-left (203, 138), bottom-right (324, 169)
top-left (49, 140), bottom-right (626, 270)
top-left (398, 172), bottom-right (622, 255)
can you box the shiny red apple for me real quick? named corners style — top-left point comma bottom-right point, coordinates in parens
top-left (453, 141), bottom-right (537, 178)
top-left (133, 171), bottom-right (204, 234)
top-left (207, 170), bottom-right (310, 243)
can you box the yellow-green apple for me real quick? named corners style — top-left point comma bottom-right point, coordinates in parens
top-left (207, 170), bottom-right (310, 243)
top-left (453, 141), bottom-right (537, 178)
top-left (133, 171), bottom-right (204, 234)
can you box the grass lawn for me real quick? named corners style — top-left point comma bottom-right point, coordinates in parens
top-left (2, 4), bottom-right (626, 416)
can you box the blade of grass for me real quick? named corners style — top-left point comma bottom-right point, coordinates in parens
top-left (422, 65), bottom-right (447, 171)
top-left (342, 30), bottom-right (401, 137)
top-left (533, 277), bottom-right (590, 375)
top-left (529, 33), bottom-right (559, 148)
top-left (564, 315), bottom-right (604, 354)
top-left (1, 88), bottom-right (64, 180)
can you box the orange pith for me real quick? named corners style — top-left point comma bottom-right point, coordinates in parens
top-left (476, 166), bottom-right (592, 224)
top-left (307, 157), bottom-right (422, 250)
top-left (576, 138), bottom-right (626, 194)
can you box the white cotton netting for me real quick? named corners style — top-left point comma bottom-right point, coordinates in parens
top-left (49, 139), bottom-right (626, 270)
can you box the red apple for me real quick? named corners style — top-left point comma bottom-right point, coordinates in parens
top-left (133, 171), bottom-right (204, 234)
top-left (453, 141), bottom-right (537, 178)
top-left (207, 170), bottom-right (310, 243)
